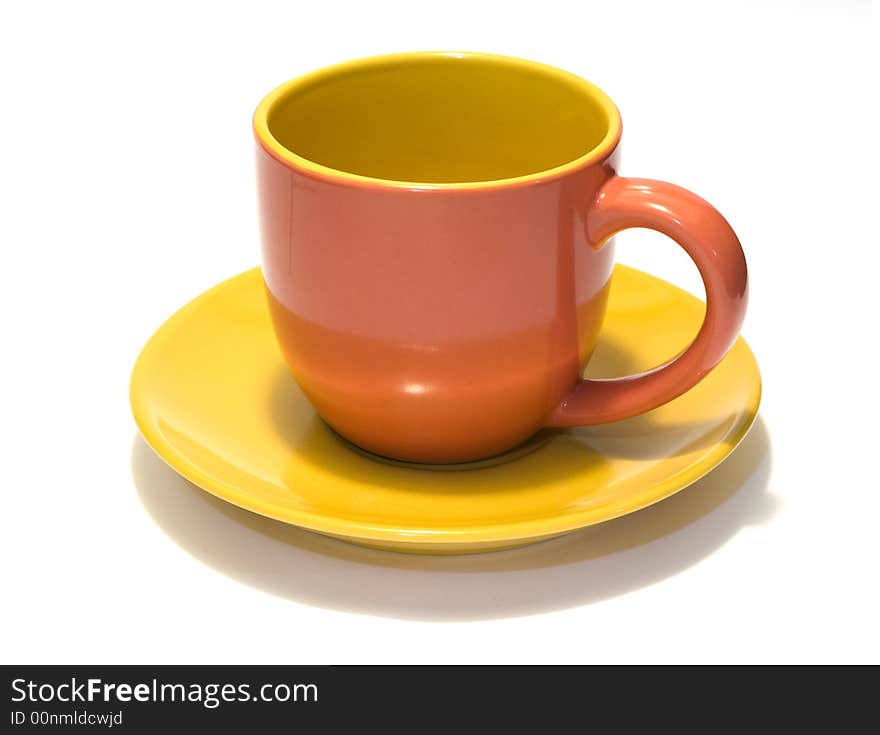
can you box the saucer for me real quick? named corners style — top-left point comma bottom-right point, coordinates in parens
top-left (130, 265), bottom-right (760, 554)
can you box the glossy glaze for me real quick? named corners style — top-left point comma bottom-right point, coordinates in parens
top-left (129, 265), bottom-right (762, 554)
top-left (254, 52), bottom-right (748, 463)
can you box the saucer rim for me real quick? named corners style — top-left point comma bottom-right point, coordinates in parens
top-left (130, 265), bottom-right (762, 547)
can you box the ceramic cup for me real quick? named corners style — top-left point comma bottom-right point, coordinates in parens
top-left (254, 52), bottom-right (748, 463)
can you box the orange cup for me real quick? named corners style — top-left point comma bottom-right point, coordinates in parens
top-left (254, 52), bottom-right (748, 463)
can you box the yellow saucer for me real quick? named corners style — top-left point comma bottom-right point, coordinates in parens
top-left (130, 265), bottom-right (761, 554)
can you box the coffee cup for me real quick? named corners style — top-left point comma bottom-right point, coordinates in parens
top-left (254, 52), bottom-right (747, 463)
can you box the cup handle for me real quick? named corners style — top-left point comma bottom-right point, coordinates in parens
top-left (546, 176), bottom-right (748, 427)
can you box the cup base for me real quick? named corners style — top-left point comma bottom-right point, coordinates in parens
top-left (326, 422), bottom-right (555, 471)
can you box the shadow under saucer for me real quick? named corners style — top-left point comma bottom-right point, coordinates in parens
top-left (131, 417), bottom-right (775, 621)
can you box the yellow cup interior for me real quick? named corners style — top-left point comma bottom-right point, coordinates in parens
top-left (256, 52), bottom-right (619, 185)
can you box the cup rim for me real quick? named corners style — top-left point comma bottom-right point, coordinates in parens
top-left (253, 51), bottom-right (622, 191)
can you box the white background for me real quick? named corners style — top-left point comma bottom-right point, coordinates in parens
top-left (1, 1), bottom-right (876, 664)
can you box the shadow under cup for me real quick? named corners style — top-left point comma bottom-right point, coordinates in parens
top-left (254, 52), bottom-right (624, 463)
